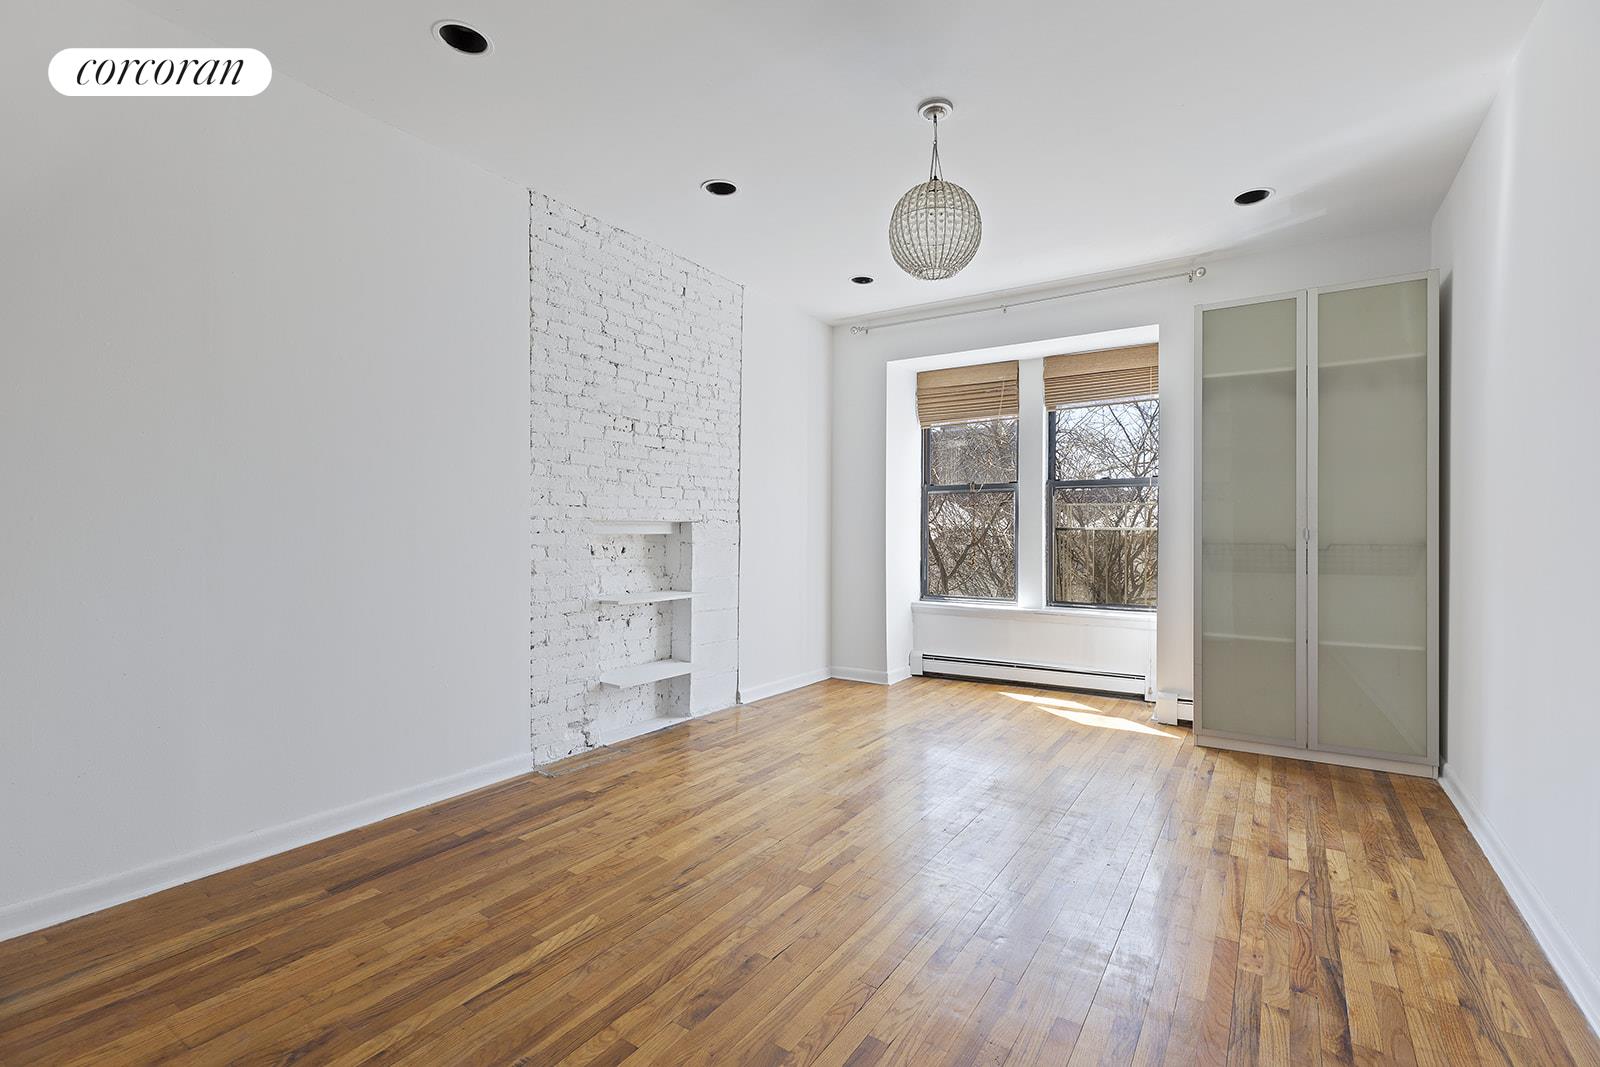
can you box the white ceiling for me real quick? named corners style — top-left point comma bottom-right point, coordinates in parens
top-left (135, 0), bottom-right (1539, 322)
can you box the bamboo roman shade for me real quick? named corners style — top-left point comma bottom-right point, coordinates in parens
top-left (1043, 344), bottom-right (1159, 408)
top-left (916, 361), bottom-right (1019, 427)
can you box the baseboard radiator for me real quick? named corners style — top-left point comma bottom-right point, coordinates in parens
top-left (1154, 691), bottom-right (1194, 725)
top-left (911, 652), bottom-right (1150, 700)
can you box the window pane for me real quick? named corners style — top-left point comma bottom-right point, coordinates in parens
top-left (1053, 400), bottom-right (1159, 482)
top-left (927, 418), bottom-right (1018, 485)
top-left (925, 490), bottom-right (1016, 599)
top-left (1051, 485), bottom-right (1158, 607)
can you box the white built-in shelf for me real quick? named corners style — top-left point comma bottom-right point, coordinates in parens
top-left (1203, 366), bottom-right (1296, 381)
top-left (1203, 631), bottom-right (1295, 645)
top-left (596, 590), bottom-right (699, 606)
top-left (1204, 351), bottom-right (1424, 382)
top-left (1321, 640), bottom-right (1425, 653)
top-left (1321, 350), bottom-right (1424, 370)
top-left (598, 659), bottom-right (693, 688)
top-left (1203, 632), bottom-right (1422, 653)
top-left (589, 519), bottom-right (682, 536)
top-left (591, 712), bottom-right (692, 747)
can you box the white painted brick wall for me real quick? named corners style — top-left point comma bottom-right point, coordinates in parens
top-left (529, 191), bottom-right (742, 763)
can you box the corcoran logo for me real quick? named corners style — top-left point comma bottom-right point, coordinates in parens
top-left (49, 48), bottom-right (271, 96)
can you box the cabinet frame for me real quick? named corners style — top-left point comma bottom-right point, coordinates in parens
top-left (1191, 289), bottom-right (1309, 751)
top-left (1193, 272), bottom-right (1440, 778)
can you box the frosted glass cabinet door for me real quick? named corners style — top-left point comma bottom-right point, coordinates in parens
top-left (1312, 278), bottom-right (1432, 759)
top-left (1199, 297), bottom-right (1302, 745)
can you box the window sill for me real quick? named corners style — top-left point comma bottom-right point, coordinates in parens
top-left (912, 600), bottom-right (1156, 629)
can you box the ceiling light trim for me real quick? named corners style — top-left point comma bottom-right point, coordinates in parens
top-left (432, 20), bottom-right (492, 56)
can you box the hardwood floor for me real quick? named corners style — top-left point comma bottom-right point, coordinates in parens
top-left (2, 677), bottom-right (1595, 1065)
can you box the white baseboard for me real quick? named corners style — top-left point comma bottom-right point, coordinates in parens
top-left (829, 665), bottom-right (911, 686)
top-left (738, 667), bottom-right (831, 704)
top-left (0, 752), bottom-right (532, 942)
top-left (1439, 769), bottom-right (1600, 1034)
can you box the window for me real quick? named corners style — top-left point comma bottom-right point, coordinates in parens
top-left (913, 346), bottom-right (1156, 611)
top-left (1048, 398), bottom-right (1159, 608)
top-left (922, 417), bottom-right (1018, 600)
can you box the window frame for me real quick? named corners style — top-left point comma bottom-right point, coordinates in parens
top-left (920, 420), bottom-right (1020, 604)
top-left (1046, 399), bottom-right (1160, 612)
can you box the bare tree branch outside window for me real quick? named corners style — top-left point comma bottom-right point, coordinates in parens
top-left (923, 418), bottom-right (1018, 600)
top-left (1050, 399), bottom-right (1158, 608)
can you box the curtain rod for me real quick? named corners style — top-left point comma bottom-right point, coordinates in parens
top-left (847, 265), bottom-right (1207, 335)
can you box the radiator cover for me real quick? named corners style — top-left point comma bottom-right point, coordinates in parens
top-left (911, 652), bottom-right (1151, 700)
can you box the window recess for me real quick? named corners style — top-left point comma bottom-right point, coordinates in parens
top-left (918, 362), bottom-right (1020, 602)
top-left (1044, 345), bottom-right (1159, 610)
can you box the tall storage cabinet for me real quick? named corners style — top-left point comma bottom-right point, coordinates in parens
top-left (1194, 272), bottom-right (1438, 776)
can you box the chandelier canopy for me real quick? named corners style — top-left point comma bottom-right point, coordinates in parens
top-left (889, 99), bottom-right (982, 281)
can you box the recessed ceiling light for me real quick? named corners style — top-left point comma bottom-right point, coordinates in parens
top-left (434, 21), bottom-right (490, 55)
top-left (851, 276), bottom-right (875, 285)
top-left (700, 179), bottom-right (738, 197)
top-left (1234, 187), bottom-right (1273, 206)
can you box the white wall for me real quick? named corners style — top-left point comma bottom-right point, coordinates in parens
top-left (831, 229), bottom-right (1433, 693)
top-left (1430, 0), bottom-right (1600, 1025)
top-left (738, 288), bottom-right (832, 702)
top-left (0, 0), bottom-right (530, 933)
top-left (912, 603), bottom-right (1155, 685)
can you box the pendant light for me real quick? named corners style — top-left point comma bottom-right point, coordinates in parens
top-left (888, 98), bottom-right (982, 281)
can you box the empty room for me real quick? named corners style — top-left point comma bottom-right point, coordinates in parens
top-left (3, 1), bottom-right (1598, 1063)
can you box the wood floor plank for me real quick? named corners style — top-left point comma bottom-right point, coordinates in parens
top-left (1, 677), bottom-right (1594, 1065)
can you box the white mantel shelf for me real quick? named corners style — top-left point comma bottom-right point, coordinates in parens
top-left (589, 519), bottom-right (692, 536)
top-left (599, 659), bottom-right (694, 688)
top-left (596, 590), bottom-right (699, 605)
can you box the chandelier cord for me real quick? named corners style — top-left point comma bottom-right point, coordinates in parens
top-left (927, 112), bottom-right (943, 183)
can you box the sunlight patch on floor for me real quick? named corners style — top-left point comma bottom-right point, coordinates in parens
top-left (999, 691), bottom-right (1180, 738)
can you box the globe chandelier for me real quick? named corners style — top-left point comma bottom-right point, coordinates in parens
top-left (889, 98), bottom-right (982, 281)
